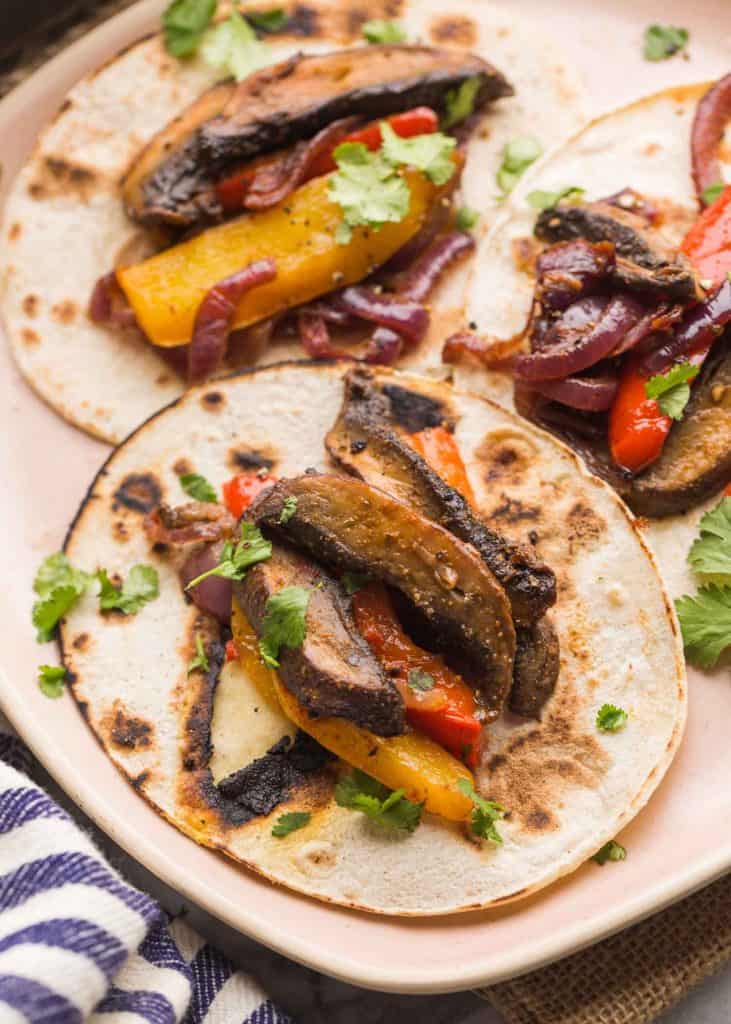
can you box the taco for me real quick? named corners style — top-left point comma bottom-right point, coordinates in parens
top-left (451, 77), bottom-right (731, 521)
top-left (48, 361), bottom-right (684, 915)
top-left (0, 0), bottom-right (583, 444)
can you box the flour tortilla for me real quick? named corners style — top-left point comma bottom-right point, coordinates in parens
top-left (59, 361), bottom-right (685, 915)
top-left (0, 0), bottom-right (584, 444)
top-left (455, 82), bottom-right (731, 604)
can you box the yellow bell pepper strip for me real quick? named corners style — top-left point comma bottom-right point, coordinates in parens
top-left (231, 598), bottom-right (474, 822)
top-left (117, 166), bottom-right (447, 348)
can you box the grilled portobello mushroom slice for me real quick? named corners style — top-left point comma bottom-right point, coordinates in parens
top-left (251, 474), bottom-right (516, 717)
top-left (123, 45), bottom-right (512, 228)
top-left (534, 202), bottom-right (701, 303)
top-left (509, 619), bottom-right (560, 718)
top-left (235, 543), bottom-right (405, 736)
top-left (629, 338), bottom-right (731, 517)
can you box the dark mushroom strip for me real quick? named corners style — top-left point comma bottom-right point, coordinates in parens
top-left (249, 474), bottom-right (516, 717)
top-left (236, 543), bottom-right (405, 736)
top-left (509, 619), bottom-right (561, 719)
top-left (124, 46), bottom-right (512, 228)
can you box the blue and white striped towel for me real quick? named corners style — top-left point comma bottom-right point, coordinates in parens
top-left (0, 724), bottom-right (293, 1023)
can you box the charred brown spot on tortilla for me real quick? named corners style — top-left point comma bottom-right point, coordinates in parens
top-left (29, 157), bottom-right (99, 203)
top-left (525, 808), bottom-right (556, 832)
top-left (477, 429), bottom-right (538, 486)
top-left (71, 632), bottom-right (90, 652)
top-left (229, 447), bottom-right (276, 473)
top-left (8, 222), bottom-right (21, 241)
top-left (22, 294), bottom-right (38, 317)
top-left (173, 457), bottom-right (193, 476)
top-left (201, 390), bottom-right (225, 411)
top-left (565, 501), bottom-right (605, 551)
top-left (103, 701), bottom-right (154, 751)
top-left (428, 15), bottom-right (477, 47)
top-left (113, 472), bottom-right (162, 514)
top-left (380, 383), bottom-right (453, 433)
top-left (489, 495), bottom-right (540, 525)
top-left (112, 520), bottom-right (131, 543)
top-left (20, 327), bottom-right (39, 347)
top-left (282, 4), bottom-right (320, 36)
top-left (132, 770), bottom-right (150, 791)
top-left (51, 299), bottom-right (77, 324)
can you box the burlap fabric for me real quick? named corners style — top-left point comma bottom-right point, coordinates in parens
top-left (1, 4), bottom-right (729, 1022)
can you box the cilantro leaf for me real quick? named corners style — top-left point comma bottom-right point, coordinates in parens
top-left (97, 565), bottom-right (159, 615)
top-left (259, 586), bottom-right (311, 667)
top-left (186, 522), bottom-right (272, 588)
top-left (379, 122), bottom-right (456, 186)
top-left (180, 472), bottom-right (218, 503)
top-left (362, 18), bottom-right (407, 44)
top-left (408, 669), bottom-right (435, 692)
top-left (334, 769), bottom-right (422, 833)
top-left (457, 778), bottom-right (505, 843)
top-left (643, 24), bottom-right (688, 61)
top-left (496, 136), bottom-right (542, 194)
top-left (329, 142), bottom-right (410, 242)
top-left (596, 703), bottom-right (628, 732)
top-left (702, 181), bottom-right (725, 207)
top-left (278, 496), bottom-right (298, 525)
top-left (341, 572), bottom-right (371, 595)
top-left (593, 840), bottom-right (627, 865)
top-left (272, 811), bottom-right (311, 837)
top-left (675, 585), bottom-right (731, 669)
top-left (162, 0), bottom-right (217, 57)
top-left (688, 497), bottom-right (731, 583)
top-left (188, 633), bottom-right (210, 675)
top-left (38, 665), bottom-right (66, 699)
top-left (202, 9), bottom-right (270, 81)
top-left (32, 553), bottom-right (91, 642)
top-left (246, 8), bottom-right (287, 33)
top-left (526, 186), bottom-right (585, 211)
top-left (645, 361), bottom-right (699, 420)
top-left (441, 76), bottom-right (481, 130)
top-left (456, 206), bottom-right (479, 231)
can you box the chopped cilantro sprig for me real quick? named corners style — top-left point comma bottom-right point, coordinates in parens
top-left (645, 362), bottom-right (699, 420)
top-left (186, 523), bottom-right (272, 588)
top-left (362, 19), bottom-right (407, 44)
top-left (180, 473), bottom-right (217, 503)
top-left (335, 769), bottom-right (422, 833)
top-left (32, 553), bottom-right (92, 642)
top-left (259, 585), bottom-right (311, 668)
top-left (272, 811), bottom-right (311, 837)
top-left (38, 665), bottom-right (67, 699)
top-left (593, 840), bottom-right (627, 865)
top-left (97, 565), bottom-right (159, 615)
top-left (457, 778), bottom-right (505, 843)
top-left (643, 24), bottom-right (688, 61)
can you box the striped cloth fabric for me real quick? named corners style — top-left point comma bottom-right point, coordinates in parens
top-left (0, 725), bottom-right (293, 1024)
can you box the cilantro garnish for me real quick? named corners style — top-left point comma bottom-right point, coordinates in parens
top-left (38, 665), bottom-right (67, 700)
top-left (186, 523), bottom-right (272, 588)
top-left (496, 136), bottom-right (542, 195)
top-left (456, 206), bottom-right (479, 231)
top-left (688, 498), bottom-right (731, 583)
top-left (676, 585), bottom-right (731, 669)
top-left (592, 840), bottom-right (627, 865)
top-left (180, 473), bottom-right (218, 503)
top-left (361, 18), bottom-right (407, 44)
top-left (645, 362), bottom-right (699, 420)
top-left (457, 778), bottom-right (505, 843)
top-left (643, 24), bottom-right (688, 62)
top-left (259, 585), bottom-right (311, 667)
top-left (441, 76), bottom-right (481, 130)
top-left (97, 565), bottom-right (159, 615)
top-left (32, 553), bottom-right (91, 642)
top-left (408, 669), bottom-right (435, 693)
top-left (526, 186), bottom-right (585, 211)
top-left (271, 811), bottom-right (311, 837)
top-left (187, 633), bottom-right (210, 675)
top-left (329, 142), bottom-right (410, 245)
top-left (379, 122), bottom-right (456, 186)
top-left (202, 9), bottom-right (270, 81)
top-left (162, 0), bottom-right (217, 57)
top-left (341, 572), bottom-right (371, 595)
top-left (247, 8), bottom-right (287, 33)
top-left (702, 181), bottom-right (725, 207)
top-left (278, 496), bottom-right (298, 525)
top-left (334, 769), bottom-right (422, 833)
top-left (596, 703), bottom-right (628, 732)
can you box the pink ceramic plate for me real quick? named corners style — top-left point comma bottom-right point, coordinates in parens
top-left (0, 0), bottom-right (729, 994)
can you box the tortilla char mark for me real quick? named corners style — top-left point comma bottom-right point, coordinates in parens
top-left (113, 472), bottom-right (163, 514)
top-left (101, 700), bottom-right (154, 752)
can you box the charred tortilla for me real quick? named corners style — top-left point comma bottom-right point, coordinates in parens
top-left (59, 361), bottom-right (685, 915)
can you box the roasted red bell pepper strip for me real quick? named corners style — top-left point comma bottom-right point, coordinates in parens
top-left (222, 472), bottom-right (276, 518)
top-left (351, 582), bottom-right (481, 765)
top-left (215, 107), bottom-right (439, 211)
top-left (409, 425), bottom-right (476, 503)
top-left (680, 184), bottom-right (731, 288)
top-left (225, 638), bottom-right (240, 662)
top-left (725, 482), bottom-right (731, 496)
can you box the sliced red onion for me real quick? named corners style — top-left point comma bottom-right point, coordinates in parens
top-left (691, 73), bottom-right (731, 204)
top-left (611, 302), bottom-right (684, 356)
top-left (88, 272), bottom-right (138, 329)
top-left (529, 373), bottom-right (619, 412)
top-left (243, 117), bottom-right (357, 211)
top-left (180, 542), bottom-right (232, 625)
top-left (338, 286), bottom-right (429, 345)
top-left (514, 383), bottom-right (607, 440)
top-left (535, 239), bottom-right (614, 312)
top-left (188, 259), bottom-right (277, 384)
top-left (364, 327), bottom-right (404, 364)
top-left (297, 311), bottom-right (348, 360)
top-left (600, 188), bottom-right (660, 224)
top-left (442, 330), bottom-right (523, 369)
top-left (397, 231), bottom-right (476, 303)
top-left (640, 276), bottom-right (731, 374)
top-left (514, 293), bottom-right (644, 381)
top-left (298, 299), bottom-right (352, 326)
